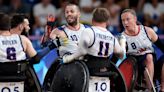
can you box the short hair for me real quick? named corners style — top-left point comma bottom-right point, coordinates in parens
top-left (11, 14), bottom-right (26, 28)
top-left (121, 9), bottom-right (137, 17)
top-left (65, 3), bottom-right (80, 12)
top-left (92, 8), bottom-right (110, 23)
top-left (0, 13), bottom-right (10, 30)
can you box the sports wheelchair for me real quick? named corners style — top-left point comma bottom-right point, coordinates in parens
top-left (0, 60), bottom-right (42, 92)
top-left (118, 56), bottom-right (138, 92)
top-left (119, 55), bottom-right (163, 92)
top-left (43, 58), bottom-right (128, 92)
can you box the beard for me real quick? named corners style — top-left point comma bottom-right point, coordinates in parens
top-left (21, 28), bottom-right (29, 37)
top-left (66, 16), bottom-right (78, 26)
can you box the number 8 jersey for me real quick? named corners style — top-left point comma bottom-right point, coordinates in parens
top-left (0, 34), bottom-right (26, 62)
top-left (122, 25), bottom-right (154, 56)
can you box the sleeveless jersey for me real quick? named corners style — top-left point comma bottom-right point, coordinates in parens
top-left (87, 26), bottom-right (115, 57)
top-left (58, 24), bottom-right (87, 56)
top-left (122, 25), bottom-right (154, 56)
top-left (0, 34), bottom-right (26, 62)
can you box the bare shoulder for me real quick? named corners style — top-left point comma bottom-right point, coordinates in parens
top-left (144, 26), bottom-right (158, 42)
top-left (51, 25), bottom-right (66, 34)
top-left (50, 27), bottom-right (67, 39)
top-left (144, 26), bottom-right (155, 33)
top-left (20, 35), bottom-right (29, 41)
top-left (20, 35), bottom-right (32, 44)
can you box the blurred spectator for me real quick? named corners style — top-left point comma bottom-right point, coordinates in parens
top-left (51, 0), bottom-right (60, 8)
top-left (32, 0), bottom-right (57, 49)
top-left (8, 0), bottom-right (31, 16)
top-left (33, 0), bottom-right (56, 30)
top-left (143, 0), bottom-right (164, 26)
top-left (157, 13), bottom-right (164, 34)
top-left (79, 0), bottom-right (101, 24)
top-left (22, 0), bottom-right (39, 6)
top-left (70, 0), bottom-right (79, 5)
top-left (100, 0), bottom-right (121, 35)
top-left (117, 0), bottom-right (129, 33)
top-left (56, 0), bottom-right (69, 25)
top-left (127, 0), bottom-right (145, 28)
top-left (0, 0), bottom-right (9, 13)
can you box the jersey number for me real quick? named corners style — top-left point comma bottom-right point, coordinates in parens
top-left (70, 35), bottom-right (78, 41)
top-left (6, 47), bottom-right (16, 60)
top-left (95, 82), bottom-right (107, 91)
top-left (98, 41), bottom-right (109, 56)
top-left (131, 42), bottom-right (136, 49)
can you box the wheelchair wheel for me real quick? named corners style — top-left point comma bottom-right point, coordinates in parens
top-left (89, 61), bottom-right (128, 92)
top-left (118, 56), bottom-right (138, 92)
top-left (50, 61), bottom-right (89, 92)
top-left (42, 58), bottom-right (61, 91)
top-left (109, 62), bottom-right (128, 92)
top-left (25, 66), bottom-right (42, 92)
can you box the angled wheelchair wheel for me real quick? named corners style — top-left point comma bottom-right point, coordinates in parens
top-left (25, 66), bottom-right (42, 92)
top-left (50, 61), bottom-right (89, 92)
top-left (109, 62), bottom-right (128, 92)
top-left (42, 58), bottom-right (61, 91)
top-left (118, 56), bottom-right (138, 92)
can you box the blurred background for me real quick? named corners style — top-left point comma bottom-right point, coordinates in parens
top-left (0, 0), bottom-right (164, 85)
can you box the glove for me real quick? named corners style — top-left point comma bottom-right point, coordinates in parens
top-left (61, 54), bottom-right (75, 64)
top-left (47, 40), bottom-right (58, 50)
top-left (47, 14), bottom-right (56, 28)
top-left (56, 57), bottom-right (64, 64)
top-left (46, 37), bottom-right (63, 49)
top-left (56, 56), bottom-right (66, 64)
top-left (41, 14), bottom-right (56, 45)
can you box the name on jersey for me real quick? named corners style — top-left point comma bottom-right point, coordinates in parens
top-left (96, 33), bottom-right (112, 40)
top-left (2, 40), bottom-right (17, 45)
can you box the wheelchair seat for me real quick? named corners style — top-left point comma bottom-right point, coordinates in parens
top-left (0, 60), bottom-right (42, 92)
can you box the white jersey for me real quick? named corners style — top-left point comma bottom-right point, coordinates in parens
top-left (0, 34), bottom-right (26, 62)
top-left (58, 24), bottom-right (87, 56)
top-left (122, 25), bottom-right (154, 56)
top-left (62, 26), bottom-right (124, 63)
top-left (85, 26), bottom-right (120, 57)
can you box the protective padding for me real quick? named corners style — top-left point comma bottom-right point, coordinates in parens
top-left (119, 56), bottom-right (138, 92)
